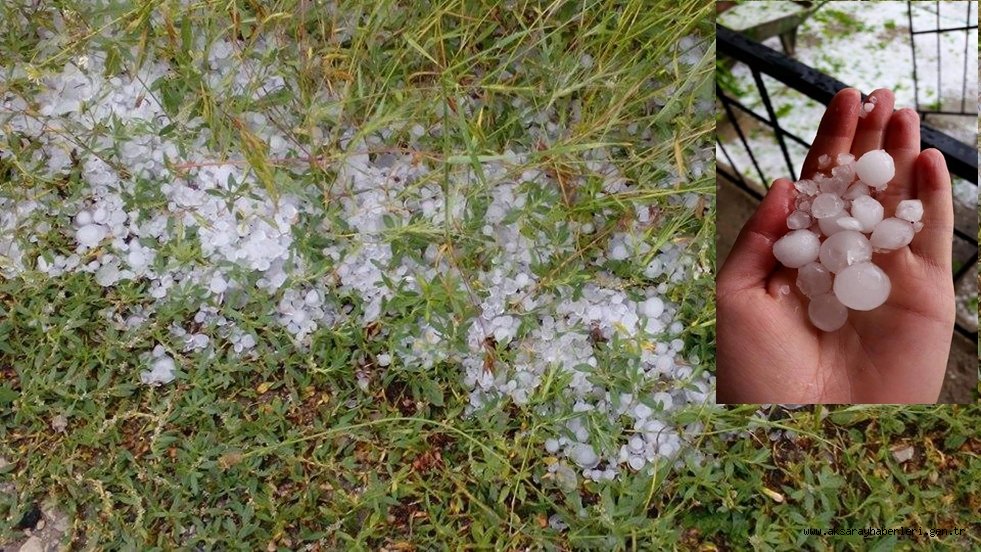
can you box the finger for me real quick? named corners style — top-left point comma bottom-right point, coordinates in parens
top-left (717, 179), bottom-right (796, 295)
top-left (766, 265), bottom-right (806, 304)
top-left (800, 88), bottom-right (861, 179)
top-left (909, 149), bottom-right (953, 267)
top-left (850, 89), bottom-right (895, 156)
top-left (879, 108), bottom-right (921, 212)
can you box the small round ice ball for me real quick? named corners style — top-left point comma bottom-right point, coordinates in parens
top-left (854, 150), bottom-right (895, 189)
top-left (794, 179), bottom-right (819, 196)
top-left (569, 443), bottom-right (599, 468)
top-left (796, 262), bottom-right (832, 297)
top-left (76, 223), bottom-right (107, 248)
top-left (640, 297), bottom-right (664, 319)
top-left (819, 230), bottom-right (871, 273)
top-left (818, 212), bottom-right (849, 237)
top-left (895, 199), bottom-right (924, 223)
top-left (127, 248), bottom-right (147, 269)
top-left (808, 293), bottom-right (848, 332)
top-left (818, 174), bottom-right (849, 196)
top-left (209, 273), bottom-right (228, 294)
top-left (833, 262), bottom-right (891, 311)
top-left (811, 193), bottom-right (845, 219)
top-left (772, 229), bottom-right (821, 268)
top-left (786, 210), bottom-right (812, 230)
top-left (842, 182), bottom-right (870, 201)
top-left (836, 217), bottom-right (863, 231)
top-left (74, 210), bottom-right (93, 227)
top-left (849, 195), bottom-right (883, 232)
top-left (870, 217), bottom-right (915, 250)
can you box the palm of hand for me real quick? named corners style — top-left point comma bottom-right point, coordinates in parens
top-left (718, 89), bottom-right (955, 404)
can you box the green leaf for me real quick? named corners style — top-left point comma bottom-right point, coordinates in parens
top-left (0, 385), bottom-right (17, 405)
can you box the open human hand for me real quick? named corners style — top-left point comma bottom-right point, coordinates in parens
top-left (717, 88), bottom-right (955, 404)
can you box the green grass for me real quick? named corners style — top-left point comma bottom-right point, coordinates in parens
top-left (812, 7), bottom-right (869, 37)
top-left (1, 1), bottom-right (979, 550)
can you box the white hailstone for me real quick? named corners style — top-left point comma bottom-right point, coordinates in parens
top-left (819, 230), bottom-right (871, 273)
top-left (794, 179), bottom-right (819, 196)
top-left (653, 391), bottom-right (673, 410)
top-left (94, 263), bottom-right (120, 286)
top-left (209, 273), bottom-right (228, 294)
top-left (810, 193), bottom-right (845, 219)
top-left (849, 195), bottom-right (884, 232)
top-left (796, 262), bottom-right (832, 297)
top-left (545, 438), bottom-right (560, 454)
top-left (74, 210), bottom-right (93, 226)
top-left (833, 262), bottom-right (891, 311)
top-left (912, 221), bottom-right (924, 233)
top-left (870, 217), bottom-right (915, 250)
top-left (628, 456), bottom-right (646, 470)
top-left (772, 229), bottom-right (820, 268)
top-left (568, 443), bottom-right (599, 468)
top-left (609, 243), bottom-right (629, 260)
top-left (830, 163), bottom-right (855, 184)
top-left (639, 297), bottom-right (664, 319)
top-left (836, 217), bottom-right (863, 231)
top-left (836, 153), bottom-right (855, 166)
top-left (633, 403), bottom-right (653, 419)
top-left (808, 293), bottom-right (849, 332)
top-left (786, 210), bottom-right (812, 230)
top-left (376, 353), bottom-right (392, 367)
top-left (842, 181), bottom-right (869, 200)
top-left (304, 289), bottom-right (322, 306)
top-left (76, 224), bottom-right (107, 247)
top-left (895, 199), bottom-right (923, 223)
top-left (854, 150), bottom-right (895, 189)
top-left (816, 174), bottom-right (845, 195)
top-left (817, 211), bottom-right (849, 237)
top-left (141, 351), bottom-right (176, 385)
top-left (628, 436), bottom-right (645, 452)
top-left (92, 207), bottom-right (108, 224)
top-left (817, 154), bottom-right (831, 169)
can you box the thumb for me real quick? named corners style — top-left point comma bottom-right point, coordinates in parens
top-left (718, 179), bottom-right (796, 295)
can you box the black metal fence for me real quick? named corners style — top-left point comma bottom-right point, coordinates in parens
top-left (717, 25), bottom-right (978, 187)
top-left (716, 23), bottom-right (978, 339)
top-left (908, 0), bottom-right (977, 119)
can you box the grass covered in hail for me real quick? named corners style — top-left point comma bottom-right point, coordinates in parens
top-left (0, 1), bottom-right (978, 550)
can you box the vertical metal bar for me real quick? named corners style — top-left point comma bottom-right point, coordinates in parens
top-left (751, 68), bottom-right (797, 181)
top-left (717, 84), bottom-right (768, 186)
top-left (908, 1), bottom-right (920, 112)
top-left (936, 0), bottom-right (941, 111)
top-left (961, 1), bottom-right (971, 113)
top-left (716, 138), bottom-right (747, 187)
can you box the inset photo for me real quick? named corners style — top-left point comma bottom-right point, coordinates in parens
top-left (715, 1), bottom-right (978, 403)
